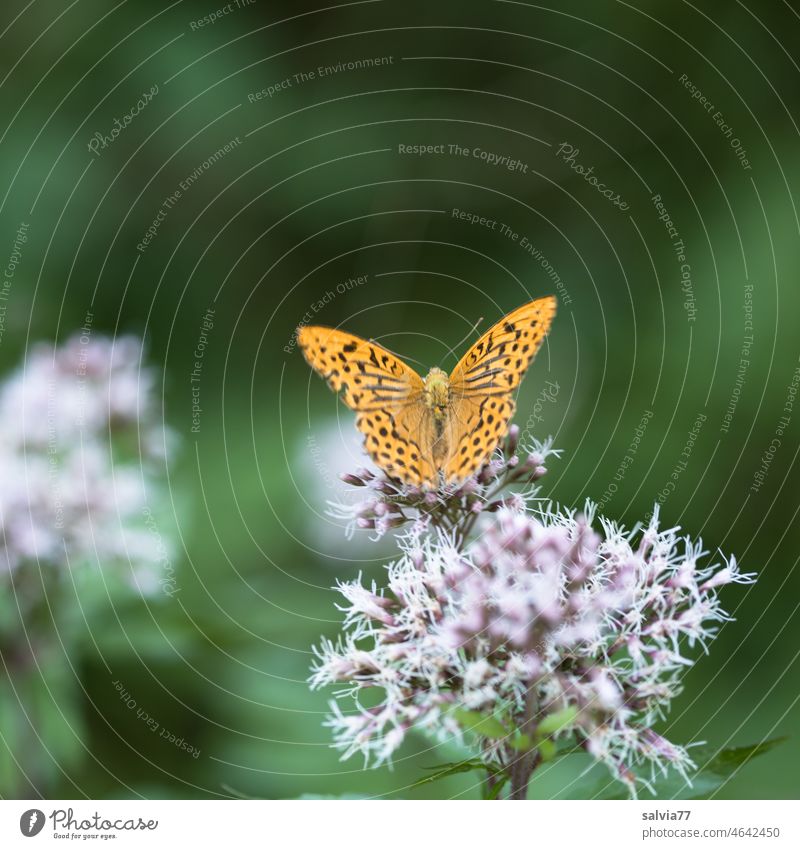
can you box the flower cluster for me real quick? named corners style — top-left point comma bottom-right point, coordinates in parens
top-left (311, 467), bottom-right (754, 796)
top-left (0, 333), bottom-right (172, 600)
top-left (328, 427), bottom-right (555, 542)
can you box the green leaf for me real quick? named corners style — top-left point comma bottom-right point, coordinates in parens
top-left (508, 732), bottom-right (533, 752)
top-left (511, 732), bottom-right (568, 760)
top-left (413, 758), bottom-right (499, 788)
top-left (565, 737), bottom-right (788, 800)
top-left (414, 756), bottom-right (511, 792)
top-left (537, 738), bottom-right (557, 762)
top-left (686, 737), bottom-right (788, 799)
top-left (483, 774), bottom-right (510, 800)
top-left (537, 706), bottom-right (578, 738)
top-left (698, 738), bottom-right (787, 775)
top-left (452, 708), bottom-right (508, 739)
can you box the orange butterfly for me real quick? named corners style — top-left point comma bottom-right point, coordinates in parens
top-left (298, 296), bottom-right (556, 488)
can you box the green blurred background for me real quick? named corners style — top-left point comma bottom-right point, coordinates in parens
top-left (0, 0), bottom-right (798, 799)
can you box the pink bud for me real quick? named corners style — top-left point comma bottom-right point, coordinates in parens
top-left (505, 424), bottom-right (520, 455)
top-left (356, 501), bottom-right (376, 518)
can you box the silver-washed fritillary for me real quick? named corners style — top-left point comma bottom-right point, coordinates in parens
top-left (297, 296), bottom-right (556, 487)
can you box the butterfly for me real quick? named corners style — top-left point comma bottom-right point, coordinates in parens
top-left (297, 296), bottom-right (556, 488)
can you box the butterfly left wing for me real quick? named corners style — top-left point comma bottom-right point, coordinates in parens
top-left (355, 404), bottom-right (438, 487)
top-left (443, 296), bottom-right (556, 482)
top-left (297, 325), bottom-right (437, 486)
top-left (298, 326), bottom-right (422, 411)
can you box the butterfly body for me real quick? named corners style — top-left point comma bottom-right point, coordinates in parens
top-left (298, 296), bottom-right (556, 488)
top-left (424, 367), bottom-right (450, 418)
top-left (421, 367), bottom-right (452, 463)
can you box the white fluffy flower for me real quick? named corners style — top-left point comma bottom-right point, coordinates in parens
top-left (0, 334), bottom-right (173, 598)
top-left (311, 501), bottom-right (754, 796)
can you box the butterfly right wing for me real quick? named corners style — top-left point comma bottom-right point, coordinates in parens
top-left (443, 297), bottom-right (556, 483)
top-left (441, 394), bottom-right (517, 484)
top-left (297, 325), bottom-right (437, 486)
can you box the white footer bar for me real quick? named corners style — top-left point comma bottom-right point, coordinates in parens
top-left (1, 799), bottom-right (797, 848)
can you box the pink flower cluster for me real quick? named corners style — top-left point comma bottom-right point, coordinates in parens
top-left (0, 334), bottom-right (172, 597)
top-left (327, 427), bottom-right (554, 541)
top-left (311, 496), bottom-right (754, 795)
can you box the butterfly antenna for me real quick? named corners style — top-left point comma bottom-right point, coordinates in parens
top-left (441, 316), bottom-right (484, 367)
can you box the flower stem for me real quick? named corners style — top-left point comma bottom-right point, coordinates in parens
top-left (507, 688), bottom-right (541, 800)
top-left (508, 750), bottom-right (539, 800)
top-left (484, 771), bottom-right (501, 800)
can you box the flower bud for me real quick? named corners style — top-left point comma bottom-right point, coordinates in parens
top-left (372, 480), bottom-right (398, 496)
top-left (385, 516), bottom-right (407, 529)
top-left (505, 424), bottom-right (520, 456)
top-left (356, 500), bottom-right (377, 518)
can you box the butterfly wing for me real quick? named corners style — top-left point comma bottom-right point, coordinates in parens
top-left (297, 326), bottom-right (436, 486)
top-left (442, 394), bottom-right (517, 483)
top-left (355, 405), bottom-right (438, 487)
top-left (443, 296), bottom-right (556, 482)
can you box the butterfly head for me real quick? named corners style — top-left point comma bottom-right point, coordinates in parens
top-left (424, 367), bottom-right (451, 420)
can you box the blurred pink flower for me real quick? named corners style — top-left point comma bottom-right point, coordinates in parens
top-left (0, 333), bottom-right (174, 597)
